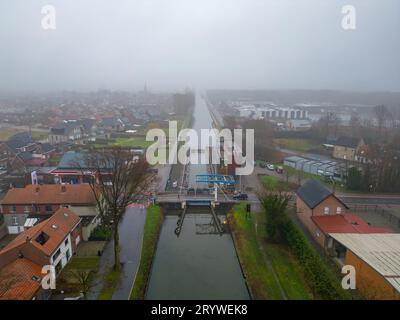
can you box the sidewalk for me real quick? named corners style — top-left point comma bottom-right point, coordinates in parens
top-left (86, 206), bottom-right (147, 300)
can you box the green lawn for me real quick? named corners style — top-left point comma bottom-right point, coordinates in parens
top-left (274, 138), bottom-right (321, 152)
top-left (114, 137), bottom-right (153, 148)
top-left (57, 256), bottom-right (100, 296)
top-left (31, 130), bottom-right (49, 141)
top-left (229, 203), bottom-right (313, 300)
top-left (229, 204), bottom-right (286, 299)
top-left (260, 175), bottom-right (290, 191)
top-left (252, 209), bottom-right (313, 300)
top-left (98, 269), bottom-right (122, 300)
top-left (130, 204), bottom-right (163, 300)
top-left (0, 128), bottom-right (24, 140)
top-left (48, 154), bottom-right (62, 166)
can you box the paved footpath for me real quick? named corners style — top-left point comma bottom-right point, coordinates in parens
top-left (112, 205), bottom-right (147, 300)
top-left (87, 206), bottom-right (147, 300)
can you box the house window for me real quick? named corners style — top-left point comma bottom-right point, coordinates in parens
top-left (327, 237), bottom-right (334, 248)
top-left (12, 216), bottom-right (18, 225)
top-left (24, 206), bottom-right (30, 213)
top-left (324, 207), bottom-right (330, 215)
top-left (11, 205), bottom-right (16, 213)
top-left (52, 248), bottom-right (61, 263)
top-left (45, 205), bottom-right (52, 212)
top-left (336, 207), bottom-right (342, 214)
top-left (64, 238), bottom-right (69, 246)
top-left (66, 249), bottom-right (70, 261)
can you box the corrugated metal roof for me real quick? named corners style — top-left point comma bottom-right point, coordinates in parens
top-left (329, 233), bottom-right (400, 293)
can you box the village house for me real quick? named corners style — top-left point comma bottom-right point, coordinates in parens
top-left (48, 121), bottom-right (83, 145)
top-left (0, 132), bottom-right (55, 172)
top-left (329, 233), bottom-right (400, 300)
top-left (0, 208), bottom-right (82, 300)
top-left (296, 179), bottom-right (391, 251)
top-left (51, 151), bottom-right (113, 184)
top-left (99, 117), bottom-right (125, 132)
top-left (0, 184), bottom-right (99, 240)
top-left (332, 136), bottom-right (365, 162)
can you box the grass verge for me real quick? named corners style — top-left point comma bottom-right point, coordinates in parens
top-left (98, 269), bottom-right (122, 300)
top-left (57, 256), bottom-right (100, 297)
top-left (252, 208), bottom-right (313, 299)
top-left (228, 204), bottom-right (283, 299)
top-left (130, 204), bottom-right (163, 300)
top-left (229, 203), bottom-right (313, 300)
top-left (274, 138), bottom-right (321, 152)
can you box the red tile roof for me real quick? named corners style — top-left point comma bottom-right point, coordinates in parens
top-left (1, 208), bottom-right (81, 257)
top-left (312, 214), bottom-right (393, 235)
top-left (0, 258), bottom-right (42, 300)
top-left (1, 184), bottom-right (96, 205)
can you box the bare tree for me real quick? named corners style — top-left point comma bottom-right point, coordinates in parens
top-left (68, 270), bottom-right (94, 299)
top-left (349, 113), bottom-right (362, 138)
top-left (84, 148), bottom-right (154, 271)
top-left (373, 105), bottom-right (391, 138)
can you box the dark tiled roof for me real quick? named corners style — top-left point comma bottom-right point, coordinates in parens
top-left (50, 121), bottom-right (82, 136)
top-left (17, 151), bottom-right (33, 161)
top-left (57, 151), bottom-right (87, 169)
top-left (333, 136), bottom-right (361, 148)
top-left (39, 143), bottom-right (55, 153)
top-left (296, 179), bottom-right (334, 209)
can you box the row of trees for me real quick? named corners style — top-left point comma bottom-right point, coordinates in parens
top-left (259, 191), bottom-right (352, 299)
top-left (224, 117), bottom-right (281, 163)
top-left (346, 133), bottom-right (400, 192)
top-left (84, 148), bottom-right (155, 272)
top-left (310, 104), bottom-right (399, 144)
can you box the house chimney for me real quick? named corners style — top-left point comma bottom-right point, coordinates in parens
top-left (61, 185), bottom-right (67, 193)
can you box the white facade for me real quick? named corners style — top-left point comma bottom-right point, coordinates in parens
top-left (237, 105), bottom-right (308, 120)
top-left (51, 233), bottom-right (73, 271)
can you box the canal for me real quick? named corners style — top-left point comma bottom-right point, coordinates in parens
top-left (146, 94), bottom-right (249, 300)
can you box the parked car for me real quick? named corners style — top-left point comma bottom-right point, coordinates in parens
top-left (266, 164), bottom-right (275, 171)
top-left (233, 193), bottom-right (249, 200)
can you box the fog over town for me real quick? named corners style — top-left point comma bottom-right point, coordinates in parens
top-left (0, 0), bottom-right (399, 92)
top-left (0, 0), bottom-right (400, 305)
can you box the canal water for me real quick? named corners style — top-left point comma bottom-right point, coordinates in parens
top-left (146, 94), bottom-right (249, 300)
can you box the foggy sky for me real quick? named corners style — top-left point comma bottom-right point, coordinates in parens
top-left (0, 0), bottom-right (399, 92)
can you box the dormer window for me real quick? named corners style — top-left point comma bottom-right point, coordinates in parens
top-left (35, 232), bottom-right (49, 245)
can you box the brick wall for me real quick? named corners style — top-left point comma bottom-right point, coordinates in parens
top-left (296, 195), bottom-right (347, 249)
top-left (345, 250), bottom-right (400, 300)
